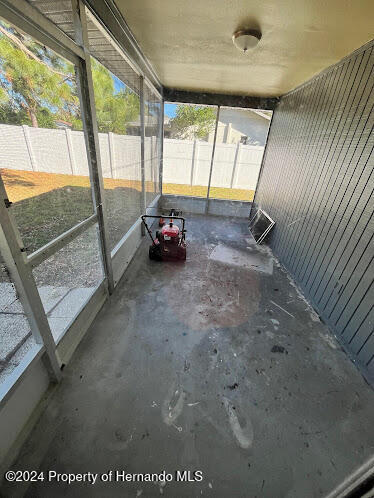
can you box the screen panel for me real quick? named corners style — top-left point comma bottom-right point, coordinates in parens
top-left (162, 102), bottom-right (218, 199)
top-left (0, 18), bottom-right (94, 254)
top-left (0, 248), bottom-right (36, 386)
top-left (90, 56), bottom-right (142, 251)
top-left (209, 107), bottom-right (271, 202)
top-left (32, 224), bottom-right (104, 343)
top-left (144, 84), bottom-right (162, 206)
top-left (249, 209), bottom-right (275, 243)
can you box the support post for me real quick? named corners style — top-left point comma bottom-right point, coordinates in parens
top-left (108, 132), bottom-right (115, 179)
top-left (22, 125), bottom-right (36, 171)
top-left (151, 135), bottom-right (156, 192)
top-left (206, 105), bottom-right (220, 208)
top-left (159, 100), bottom-right (164, 195)
top-left (65, 128), bottom-right (77, 175)
top-left (230, 142), bottom-right (241, 188)
top-left (0, 175), bottom-right (61, 382)
top-left (71, 0), bottom-right (114, 293)
top-left (190, 139), bottom-right (199, 186)
top-left (250, 109), bottom-right (275, 218)
top-left (140, 76), bottom-right (147, 234)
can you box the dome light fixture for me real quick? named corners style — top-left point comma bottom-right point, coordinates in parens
top-left (232, 29), bottom-right (262, 53)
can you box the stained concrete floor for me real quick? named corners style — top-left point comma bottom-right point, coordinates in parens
top-left (3, 214), bottom-right (374, 498)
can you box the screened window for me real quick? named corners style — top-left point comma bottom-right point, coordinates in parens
top-left (209, 107), bottom-right (272, 201)
top-left (144, 83), bottom-right (162, 206)
top-left (90, 58), bottom-right (142, 250)
top-left (162, 103), bottom-right (218, 198)
top-left (0, 19), bottom-right (94, 254)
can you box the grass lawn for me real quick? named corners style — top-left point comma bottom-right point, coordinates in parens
top-left (1, 169), bottom-right (156, 253)
top-left (1, 168), bottom-right (158, 287)
top-left (1, 168), bottom-right (253, 286)
top-left (162, 183), bottom-right (255, 201)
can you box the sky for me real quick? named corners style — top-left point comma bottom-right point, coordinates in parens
top-left (113, 76), bottom-right (125, 93)
top-left (164, 103), bottom-right (177, 118)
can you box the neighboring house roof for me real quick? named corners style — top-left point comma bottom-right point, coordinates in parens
top-left (251, 110), bottom-right (272, 120)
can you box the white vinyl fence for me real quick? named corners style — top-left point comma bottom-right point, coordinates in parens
top-left (163, 139), bottom-right (264, 190)
top-left (0, 124), bottom-right (155, 183)
top-left (0, 124), bottom-right (264, 189)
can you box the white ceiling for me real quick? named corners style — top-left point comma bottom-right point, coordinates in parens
top-left (115, 0), bottom-right (374, 97)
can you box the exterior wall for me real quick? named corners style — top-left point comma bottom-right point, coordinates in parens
top-left (211, 108), bottom-right (270, 145)
top-left (254, 41), bottom-right (374, 382)
top-left (169, 109), bottom-right (269, 145)
top-left (161, 195), bottom-right (251, 218)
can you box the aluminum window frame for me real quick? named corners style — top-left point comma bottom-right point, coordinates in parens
top-left (143, 78), bottom-right (163, 204)
top-left (0, 0), bottom-right (165, 396)
top-left (160, 101), bottom-right (274, 207)
top-left (161, 100), bottom-right (221, 201)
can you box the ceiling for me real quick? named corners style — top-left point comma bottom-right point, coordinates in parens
top-left (114, 0), bottom-right (374, 97)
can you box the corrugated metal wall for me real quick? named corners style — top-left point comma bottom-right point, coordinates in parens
top-left (254, 41), bottom-right (374, 382)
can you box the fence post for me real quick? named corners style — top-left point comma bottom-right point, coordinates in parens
top-left (190, 139), bottom-right (199, 186)
top-left (230, 142), bottom-right (241, 188)
top-left (108, 132), bottom-right (115, 179)
top-left (65, 128), bottom-right (76, 175)
top-left (224, 123), bottom-right (232, 143)
top-left (22, 125), bottom-right (36, 171)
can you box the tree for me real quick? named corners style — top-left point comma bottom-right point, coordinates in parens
top-left (0, 21), bottom-right (78, 128)
top-left (0, 21), bottom-right (140, 133)
top-left (91, 58), bottom-right (139, 134)
top-left (171, 105), bottom-right (216, 140)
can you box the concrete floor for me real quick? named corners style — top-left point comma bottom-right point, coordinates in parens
top-left (3, 214), bottom-right (374, 498)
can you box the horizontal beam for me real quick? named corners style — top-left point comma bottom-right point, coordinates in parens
top-left (0, 0), bottom-right (84, 64)
top-left (144, 77), bottom-right (162, 103)
top-left (163, 88), bottom-right (279, 110)
top-left (83, 0), bottom-right (162, 94)
top-left (27, 213), bottom-right (98, 269)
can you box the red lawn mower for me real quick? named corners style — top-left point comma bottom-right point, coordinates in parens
top-left (141, 214), bottom-right (187, 261)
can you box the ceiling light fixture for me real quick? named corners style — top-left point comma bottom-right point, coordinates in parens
top-left (232, 29), bottom-right (262, 53)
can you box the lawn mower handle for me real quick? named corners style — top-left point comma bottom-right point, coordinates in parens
top-left (141, 215), bottom-right (186, 246)
top-left (141, 215), bottom-right (185, 233)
